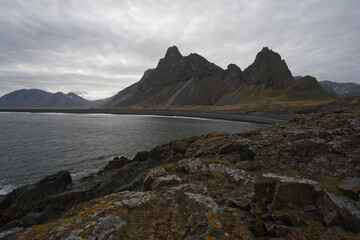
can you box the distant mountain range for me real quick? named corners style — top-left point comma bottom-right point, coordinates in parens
top-left (319, 80), bottom-right (360, 98)
top-left (3, 46), bottom-right (358, 110)
top-left (105, 46), bottom-right (335, 107)
top-left (0, 89), bottom-right (107, 108)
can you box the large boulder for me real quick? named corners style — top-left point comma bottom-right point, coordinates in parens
top-left (254, 174), bottom-right (360, 233)
top-left (0, 171), bottom-right (72, 225)
top-left (169, 187), bottom-right (226, 239)
top-left (233, 139), bottom-right (255, 161)
top-left (143, 167), bottom-right (168, 191)
top-left (173, 159), bottom-right (209, 174)
top-left (185, 159), bottom-right (209, 173)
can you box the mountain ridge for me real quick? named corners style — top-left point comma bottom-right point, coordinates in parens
top-left (319, 80), bottom-right (360, 98)
top-left (106, 46), bottom-right (335, 108)
top-left (0, 89), bottom-right (104, 109)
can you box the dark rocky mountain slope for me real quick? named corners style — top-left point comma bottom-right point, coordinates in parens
top-left (0, 89), bottom-right (93, 108)
top-left (2, 98), bottom-right (360, 239)
top-left (106, 46), bottom-right (232, 107)
top-left (106, 46), bottom-right (335, 108)
top-left (319, 80), bottom-right (360, 98)
top-left (286, 76), bottom-right (335, 100)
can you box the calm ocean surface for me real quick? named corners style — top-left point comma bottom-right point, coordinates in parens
top-left (0, 112), bottom-right (262, 195)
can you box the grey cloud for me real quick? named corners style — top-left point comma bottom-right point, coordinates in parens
top-left (0, 0), bottom-right (359, 99)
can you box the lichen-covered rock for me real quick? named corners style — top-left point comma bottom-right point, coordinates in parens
top-left (115, 191), bottom-right (153, 209)
top-left (254, 174), bottom-right (360, 233)
top-left (152, 175), bottom-right (182, 190)
top-left (0, 171), bottom-right (72, 226)
top-left (184, 159), bottom-right (209, 173)
top-left (143, 167), bottom-right (168, 191)
top-left (171, 190), bottom-right (226, 239)
top-left (208, 164), bottom-right (247, 182)
top-left (3, 102), bottom-right (360, 239)
top-left (208, 163), bottom-right (225, 174)
top-left (12, 191), bottom-right (153, 239)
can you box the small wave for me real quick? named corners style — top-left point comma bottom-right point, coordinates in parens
top-left (0, 184), bottom-right (21, 196)
top-left (0, 227), bottom-right (23, 239)
top-left (71, 168), bottom-right (100, 180)
top-left (37, 112), bottom-right (75, 116)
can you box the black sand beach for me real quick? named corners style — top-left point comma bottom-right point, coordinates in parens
top-left (0, 108), bottom-right (291, 124)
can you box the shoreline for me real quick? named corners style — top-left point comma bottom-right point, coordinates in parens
top-left (0, 108), bottom-right (291, 124)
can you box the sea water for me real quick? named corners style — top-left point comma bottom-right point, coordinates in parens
top-left (0, 112), bottom-right (262, 195)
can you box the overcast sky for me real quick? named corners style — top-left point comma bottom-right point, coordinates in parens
top-left (0, 0), bottom-right (359, 100)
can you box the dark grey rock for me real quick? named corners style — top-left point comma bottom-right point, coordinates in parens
top-left (219, 143), bottom-right (235, 154)
top-left (0, 171), bottom-right (72, 225)
top-left (339, 177), bottom-right (360, 201)
top-left (254, 174), bottom-right (360, 233)
top-left (132, 151), bottom-right (149, 162)
top-left (233, 139), bottom-right (255, 160)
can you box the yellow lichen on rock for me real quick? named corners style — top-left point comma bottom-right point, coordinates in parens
top-left (206, 211), bottom-right (223, 229)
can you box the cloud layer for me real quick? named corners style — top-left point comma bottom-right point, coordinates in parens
top-left (1, 0), bottom-right (359, 99)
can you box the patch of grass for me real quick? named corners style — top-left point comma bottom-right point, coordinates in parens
top-left (180, 171), bottom-right (217, 182)
top-left (236, 162), bottom-right (262, 171)
top-left (280, 168), bottom-right (301, 177)
top-left (225, 212), bottom-right (255, 240)
top-left (316, 175), bottom-right (343, 196)
top-left (112, 200), bottom-right (180, 240)
top-left (279, 222), bottom-right (360, 240)
top-left (252, 216), bottom-right (267, 237)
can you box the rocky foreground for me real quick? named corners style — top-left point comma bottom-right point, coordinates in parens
top-left (1, 98), bottom-right (360, 239)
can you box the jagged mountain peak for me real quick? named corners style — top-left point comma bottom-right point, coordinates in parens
top-left (242, 47), bottom-right (294, 89)
top-left (226, 64), bottom-right (241, 72)
top-left (164, 46), bottom-right (182, 59)
top-left (157, 46), bottom-right (184, 69)
top-left (255, 47), bottom-right (282, 64)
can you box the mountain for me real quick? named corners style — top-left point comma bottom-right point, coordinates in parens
top-left (242, 47), bottom-right (295, 89)
top-left (319, 80), bottom-right (360, 98)
top-left (0, 89), bottom-right (92, 108)
top-left (106, 46), bottom-right (229, 107)
top-left (286, 76), bottom-right (335, 100)
top-left (106, 46), bottom-right (334, 108)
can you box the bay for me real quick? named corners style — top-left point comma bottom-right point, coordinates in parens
top-left (0, 112), bottom-right (262, 195)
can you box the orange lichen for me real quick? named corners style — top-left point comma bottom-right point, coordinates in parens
top-left (206, 236), bottom-right (216, 240)
top-left (206, 211), bottom-right (223, 229)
